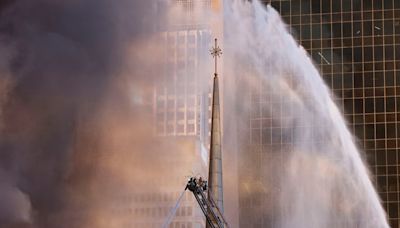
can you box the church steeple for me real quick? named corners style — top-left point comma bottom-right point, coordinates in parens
top-left (208, 38), bottom-right (224, 215)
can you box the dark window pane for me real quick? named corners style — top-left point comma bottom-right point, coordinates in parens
top-left (332, 13), bottom-right (342, 23)
top-left (374, 20), bottom-right (383, 34)
top-left (343, 23), bottom-right (352, 37)
top-left (301, 2), bottom-right (311, 14)
top-left (354, 22), bottom-right (362, 37)
top-left (386, 61), bottom-right (395, 70)
top-left (322, 1), bottom-right (331, 13)
top-left (385, 71), bottom-right (394, 86)
top-left (376, 87), bottom-right (385, 97)
top-left (292, 16), bottom-right (300, 24)
top-left (377, 150), bottom-right (386, 165)
top-left (389, 203), bottom-right (398, 218)
top-left (343, 48), bottom-right (352, 59)
top-left (387, 149), bottom-right (397, 165)
top-left (344, 73), bottom-right (353, 88)
top-left (388, 176), bottom-right (398, 191)
top-left (281, 1), bottom-right (290, 16)
top-left (354, 99), bottom-right (364, 113)
top-left (353, 12), bottom-right (362, 21)
top-left (291, 3), bottom-right (300, 15)
top-left (388, 166), bottom-right (397, 176)
top-left (375, 72), bottom-right (385, 87)
top-left (395, 24), bottom-right (400, 35)
top-left (333, 23), bottom-right (342, 37)
top-left (311, 0), bottom-right (320, 13)
top-left (385, 45), bottom-right (394, 60)
top-left (353, 47), bottom-right (362, 61)
top-left (343, 38), bottom-right (352, 47)
top-left (353, 0), bottom-right (362, 11)
top-left (311, 25), bottom-right (321, 39)
top-left (363, 21), bottom-right (373, 36)
top-left (397, 124), bottom-right (400, 138)
top-left (332, 1), bottom-right (341, 12)
top-left (354, 63), bottom-right (363, 71)
top-left (376, 98), bottom-right (385, 112)
top-left (374, 0), bottom-right (383, 9)
top-left (355, 124), bottom-right (364, 138)
top-left (363, 0), bottom-right (373, 10)
top-left (322, 24), bottom-right (332, 38)
top-left (364, 72), bottom-right (374, 87)
top-left (387, 97), bottom-right (395, 112)
top-left (384, 10), bottom-right (394, 19)
top-left (384, 0), bottom-right (393, 9)
top-left (333, 74), bottom-right (342, 88)
top-left (396, 71), bottom-right (400, 86)
top-left (365, 124), bottom-right (375, 139)
top-left (396, 96), bottom-right (400, 111)
top-left (344, 99), bottom-right (353, 113)
top-left (311, 15), bottom-right (320, 23)
top-left (374, 46), bottom-right (383, 60)
top-left (386, 88), bottom-right (395, 98)
top-left (365, 88), bottom-right (374, 97)
top-left (364, 12), bottom-right (373, 20)
top-left (396, 45), bottom-right (400, 58)
top-left (364, 62), bottom-right (374, 72)
top-left (364, 47), bottom-right (373, 61)
top-left (301, 15), bottom-right (312, 24)
top-left (343, 12), bottom-right (352, 21)
top-left (354, 73), bottom-right (363, 88)
top-left (365, 98), bottom-right (375, 113)
top-left (343, 0), bottom-right (351, 11)
top-left (387, 125), bottom-right (396, 139)
top-left (353, 38), bottom-right (362, 46)
top-left (384, 36), bottom-right (394, 46)
top-left (374, 11), bottom-right (383, 20)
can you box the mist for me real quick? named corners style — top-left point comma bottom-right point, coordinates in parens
top-left (223, 1), bottom-right (388, 227)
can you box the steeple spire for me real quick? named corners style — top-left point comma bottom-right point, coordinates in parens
top-left (208, 38), bottom-right (224, 219)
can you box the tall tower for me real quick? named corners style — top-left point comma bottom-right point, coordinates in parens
top-left (208, 38), bottom-right (224, 215)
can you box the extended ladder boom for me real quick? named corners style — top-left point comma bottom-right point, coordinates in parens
top-left (185, 177), bottom-right (229, 228)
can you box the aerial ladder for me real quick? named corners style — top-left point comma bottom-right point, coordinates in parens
top-left (185, 177), bottom-right (229, 228)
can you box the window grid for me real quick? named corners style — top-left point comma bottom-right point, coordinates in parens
top-left (255, 0), bottom-right (400, 226)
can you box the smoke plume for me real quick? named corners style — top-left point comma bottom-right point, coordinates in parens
top-left (0, 0), bottom-right (169, 227)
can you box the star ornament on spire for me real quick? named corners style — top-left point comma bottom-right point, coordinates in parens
top-left (210, 38), bottom-right (222, 76)
top-left (210, 39), bottom-right (222, 58)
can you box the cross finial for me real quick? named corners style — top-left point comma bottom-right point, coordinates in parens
top-left (210, 38), bottom-right (222, 77)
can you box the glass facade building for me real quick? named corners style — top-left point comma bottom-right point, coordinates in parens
top-left (238, 0), bottom-right (400, 227)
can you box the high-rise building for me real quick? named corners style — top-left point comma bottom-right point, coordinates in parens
top-left (130, 1), bottom-right (223, 227)
top-left (237, 0), bottom-right (400, 227)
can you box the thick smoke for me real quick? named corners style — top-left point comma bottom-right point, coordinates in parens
top-left (0, 0), bottom-right (167, 227)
